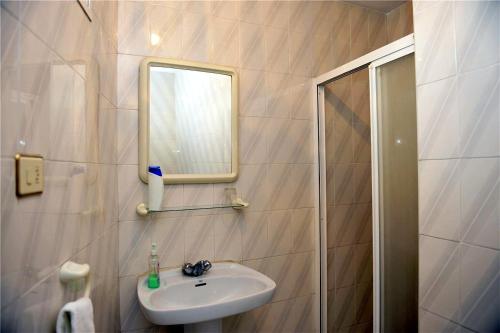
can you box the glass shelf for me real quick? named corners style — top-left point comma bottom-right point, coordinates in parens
top-left (150, 203), bottom-right (246, 212)
top-left (136, 200), bottom-right (248, 216)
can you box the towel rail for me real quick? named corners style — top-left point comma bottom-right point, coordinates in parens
top-left (60, 261), bottom-right (91, 298)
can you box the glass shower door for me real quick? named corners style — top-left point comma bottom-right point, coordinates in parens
top-left (370, 52), bottom-right (418, 332)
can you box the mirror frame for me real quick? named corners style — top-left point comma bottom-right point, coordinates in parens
top-left (139, 57), bottom-right (239, 184)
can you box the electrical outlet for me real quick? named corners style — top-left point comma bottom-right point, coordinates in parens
top-left (15, 154), bottom-right (44, 196)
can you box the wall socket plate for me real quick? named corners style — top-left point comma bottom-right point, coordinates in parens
top-left (15, 154), bottom-right (44, 197)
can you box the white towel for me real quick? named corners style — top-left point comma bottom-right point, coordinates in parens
top-left (56, 297), bottom-right (95, 333)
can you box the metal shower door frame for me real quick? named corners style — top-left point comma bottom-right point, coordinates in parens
top-left (368, 44), bottom-right (415, 333)
top-left (313, 34), bottom-right (415, 333)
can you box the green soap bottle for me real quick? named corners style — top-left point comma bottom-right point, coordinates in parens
top-left (148, 242), bottom-right (160, 289)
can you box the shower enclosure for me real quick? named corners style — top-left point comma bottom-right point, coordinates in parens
top-left (314, 35), bottom-right (418, 332)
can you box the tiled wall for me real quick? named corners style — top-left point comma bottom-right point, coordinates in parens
top-left (413, 1), bottom-right (499, 332)
top-left (0, 0), bottom-right (418, 332)
top-left (387, 0), bottom-right (413, 43)
top-left (1, 1), bottom-right (119, 332)
top-left (116, 1), bottom-right (414, 332)
top-left (116, 1), bottom-right (322, 331)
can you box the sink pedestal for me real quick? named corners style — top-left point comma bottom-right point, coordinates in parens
top-left (184, 319), bottom-right (221, 333)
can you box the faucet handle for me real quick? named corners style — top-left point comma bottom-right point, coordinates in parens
top-left (182, 262), bottom-right (195, 276)
top-left (182, 260), bottom-right (212, 277)
top-left (199, 260), bottom-right (212, 272)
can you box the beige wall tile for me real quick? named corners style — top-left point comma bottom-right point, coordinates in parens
top-left (350, 5), bottom-right (370, 60)
top-left (240, 22), bottom-right (265, 70)
top-left (416, 76), bottom-right (460, 159)
top-left (414, 5), bottom-right (500, 329)
top-left (266, 72), bottom-right (291, 118)
top-left (0, 7), bottom-right (119, 329)
top-left (239, 69), bottom-right (266, 117)
top-left (265, 27), bottom-right (289, 74)
top-left (419, 309), bottom-right (461, 333)
top-left (419, 235), bottom-right (460, 321)
top-left (268, 210), bottom-right (293, 256)
top-left (239, 116), bottom-right (268, 164)
top-left (110, 1), bottom-right (397, 332)
top-left (262, 1), bottom-right (289, 30)
top-left (355, 281), bottom-right (373, 324)
top-left (414, 1), bottom-right (456, 85)
top-left (418, 159), bottom-right (461, 241)
top-left (182, 12), bottom-right (209, 62)
top-left (460, 158), bottom-right (499, 249)
top-left (241, 211), bottom-right (269, 260)
top-left (333, 286), bottom-right (356, 329)
top-left (184, 215), bottom-right (215, 263)
top-left (459, 244), bottom-right (499, 332)
top-left (368, 10), bottom-right (388, 51)
top-left (387, 1), bottom-right (414, 43)
top-left (117, 109), bottom-right (139, 165)
top-left (291, 208), bottom-right (315, 253)
top-left (214, 213), bottom-right (242, 261)
top-left (211, 1), bottom-right (239, 21)
top-left (458, 64), bottom-right (499, 157)
top-left (118, 2), bottom-right (182, 58)
top-left (335, 245), bottom-right (355, 288)
top-left (290, 31), bottom-right (312, 76)
top-left (117, 54), bottom-right (142, 109)
top-left (455, 1), bottom-right (499, 73)
top-left (209, 16), bottom-right (239, 67)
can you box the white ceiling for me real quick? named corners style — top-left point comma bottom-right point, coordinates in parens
top-left (345, 0), bottom-right (407, 13)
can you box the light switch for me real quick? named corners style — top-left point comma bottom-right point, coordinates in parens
top-left (15, 154), bottom-right (44, 196)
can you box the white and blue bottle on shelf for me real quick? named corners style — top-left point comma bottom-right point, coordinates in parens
top-left (148, 166), bottom-right (164, 211)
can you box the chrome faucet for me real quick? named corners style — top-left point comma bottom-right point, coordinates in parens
top-left (182, 260), bottom-right (212, 277)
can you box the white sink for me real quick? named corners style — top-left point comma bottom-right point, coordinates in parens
top-left (137, 262), bottom-right (276, 326)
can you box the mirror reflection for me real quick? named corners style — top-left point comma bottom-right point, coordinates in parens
top-left (149, 66), bottom-right (232, 175)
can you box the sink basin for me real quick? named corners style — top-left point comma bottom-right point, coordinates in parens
top-left (137, 262), bottom-right (276, 325)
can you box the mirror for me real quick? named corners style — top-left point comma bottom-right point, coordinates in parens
top-left (139, 58), bottom-right (238, 184)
